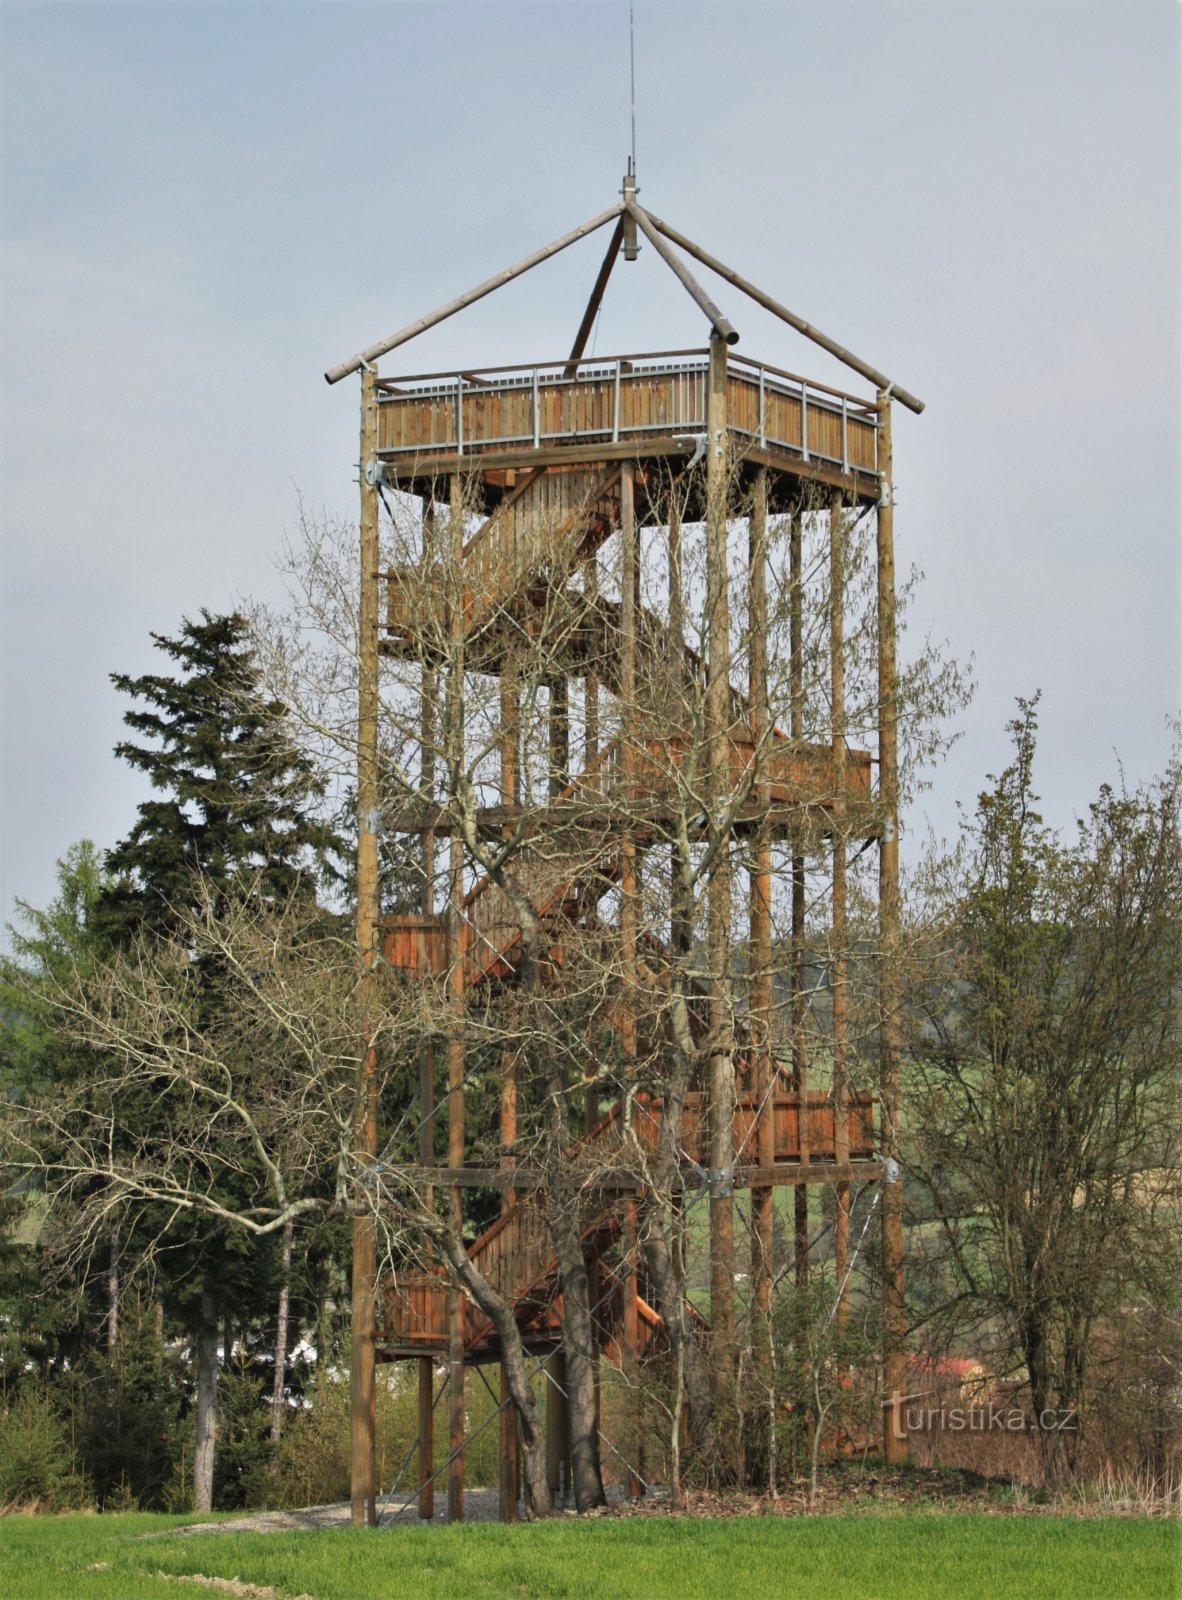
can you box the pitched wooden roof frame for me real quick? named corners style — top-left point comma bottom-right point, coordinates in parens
top-left (325, 193), bottom-right (924, 415)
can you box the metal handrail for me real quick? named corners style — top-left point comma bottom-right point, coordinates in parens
top-left (375, 350), bottom-right (879, 473)
top-left (376, 348), bottom-right (878, 414)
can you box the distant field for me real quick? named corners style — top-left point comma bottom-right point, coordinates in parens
top-left (1, 1509), bottom-right (1178, 1600)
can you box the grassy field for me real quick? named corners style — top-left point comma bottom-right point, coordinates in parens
top-left (1, 1510), bottom-right (1178, 1600)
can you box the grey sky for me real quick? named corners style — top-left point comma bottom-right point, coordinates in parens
top-left (2, 0), bottom-right (1179, 930)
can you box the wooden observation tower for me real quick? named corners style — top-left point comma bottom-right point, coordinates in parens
top-left (326, 174), bottom-right (923, 1525)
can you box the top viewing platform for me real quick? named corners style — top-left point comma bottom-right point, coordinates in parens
top-left (373, 347), bottom-right (882, 501)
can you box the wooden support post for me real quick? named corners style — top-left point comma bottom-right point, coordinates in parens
top-left (619, 468), bottom-right (638, 1066)
top-left (584, 553), bottom-right (600, 1137)
top-left (667, 494), bottom-right (684, 666)
top-left (790, 509), bottom-right (810, 1288)
top-left (584, 553), bottom-right (600, 764)
top-left (830, 490), bottom-right (850, 1319)
top-left (622, 1199), bottom-right (642, 1498)
top-left (419, 499), bottom-right (438, 1522)
top-left (748, 469), bottom-right (774, 1325)
top-left (546, 1350), bottom-right (572, 1505)
top-left (499, 648), bottom-right (519, 1206)
top-left (447, 472), bottom-right (467, 1519)
top-left (497, 633), bottom-right (521, 1493)
top-left (499, 1363), bottom-right (519, 1522)
top-left (500, 655), bottom-right (519, 813)
top-left (548, 673), bottom-right (569, 798)
top-left (704, 334), bottom-right (737, 1451)
top-left (667, 492), bottom-right (691, 990)
top-left (351, 364), bottom-right (380, 1529)
top-left (875, 394), bottom-right (907, 1463)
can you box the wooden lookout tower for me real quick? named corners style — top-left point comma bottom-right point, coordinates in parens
top-left (326, 174), bottom-right (923, 1525)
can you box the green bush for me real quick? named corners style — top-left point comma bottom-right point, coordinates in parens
top-left (263, 1358), bottom-right (500, 1510)
top-left (80, 1305), bottom-right (183, 1510)
top-left (0, 1388), bottom-right (90, 1510)
top-left (214, 1361), bottom-right (275, 1510)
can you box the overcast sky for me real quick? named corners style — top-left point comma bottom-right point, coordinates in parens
top-left (2, 0), bottom-right (1179, 932)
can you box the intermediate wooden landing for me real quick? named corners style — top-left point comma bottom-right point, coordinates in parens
top-left (380, 1090), bottom-right (878, 1360)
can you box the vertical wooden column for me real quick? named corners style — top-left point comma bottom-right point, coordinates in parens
top-left (830, 491), bottom-right (850, 1316)
top-left (704, 334), bottom-right (736, 1441)
top-left (499, 1364), bottom-right (519, 1522)
top-left (498, 639), bottom-right (519, 1522)
top-left (618, 468), bottom-right (638, 1066)
top-left (583, 551), bottom-right (600, 1136)
top-left (667, 493), bottom-right (684, 682)
top-left (549, 674), bottom-right (570, 796)
top-left (418, 499), bottom-right (438, 1523)
top-left (351, 363), bottom-right (380, 1529)
top-left (621, 1197), bottom-right (643, 1498)
top-left (446, 472), bottom-right (468, 1518)
top-left (748, 469), bottom-right (774, 1321)
top-left (499, 653), bottom-right (519, 1207)
top-left (790, 510), bottom-right (810, 1287)
top-left (546, 1350), bottom-right (572, 1504)
top-left (584, 552), bottom-right (600, 768)
top-left (875, 394), bottom-right (907, 1463)
top-left (667, 492), bottom-right (688, 982)
top-left (666, 490), bottom-right (688, 1336)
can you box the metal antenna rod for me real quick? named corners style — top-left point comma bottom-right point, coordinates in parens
top-left (629, 0), bottom-right (637, 174)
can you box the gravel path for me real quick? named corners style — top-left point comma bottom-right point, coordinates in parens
top-left (175, 1484), bottom-right (643, 1535)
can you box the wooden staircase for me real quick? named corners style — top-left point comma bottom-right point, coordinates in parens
top-left (379, 459), bottom-right (880, 1366)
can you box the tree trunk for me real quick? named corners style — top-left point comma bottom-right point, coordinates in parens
top-left (548, 1204), bottom-right (607, 1511)
top-left (635, 982), bottom-right (719, 1465)
top-left (642, 1210), bottom-right (718, 1462)
top-left (107, 1229), bottom-right (120, 1354)
top-left (271, 1216), bottom-right (294, 1442)
top-left (440, 1238), bottom-right (552, 1518)
top-left (193, 1287), bottom-right (220, 1512)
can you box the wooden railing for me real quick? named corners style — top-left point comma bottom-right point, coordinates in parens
top-left (375, 350), bottom-right (879, 475)
top-left (593, 1090), bottom-right (877, 1169)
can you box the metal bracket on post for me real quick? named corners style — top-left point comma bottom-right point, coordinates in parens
top-left (711, 1165), bottom-right (734, 1199)
top-left (364, 457), bottom-right (384, 488)
top-left (621, 168), bottom-right (640, 261)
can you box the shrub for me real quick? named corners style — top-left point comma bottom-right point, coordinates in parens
top-left (79, 1304), bottom-right (183, 1509)
top-left (0, 1388), bottom-right (90, 1511)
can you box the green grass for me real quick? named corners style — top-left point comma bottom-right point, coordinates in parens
top-left (1, 1510), bottom-right (1177, 1600)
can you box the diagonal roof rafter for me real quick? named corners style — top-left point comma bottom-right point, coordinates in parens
top-left (326, 188), bottom-right (923, 415)
top-left (639, 206), bottom-right (925, 414)
top-left (325, 204), bottom-right (624, 385)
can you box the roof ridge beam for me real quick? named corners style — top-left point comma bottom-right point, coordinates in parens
top-left (625, 201), bottom-right (739, 346)
top-left (325, 204), bottom-right (625, 385)
top-left (642, 209), bottom-right (924, 415)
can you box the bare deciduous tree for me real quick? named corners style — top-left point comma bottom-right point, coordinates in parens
top-left (905, 702), bottom-right (1182, 1481)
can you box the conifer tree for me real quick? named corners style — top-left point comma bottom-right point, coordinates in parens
top-left (99, 610), bottom-right (339, 943)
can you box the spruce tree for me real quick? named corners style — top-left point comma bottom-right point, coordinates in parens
top-left (99, 610), bottom-right (338, 942)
